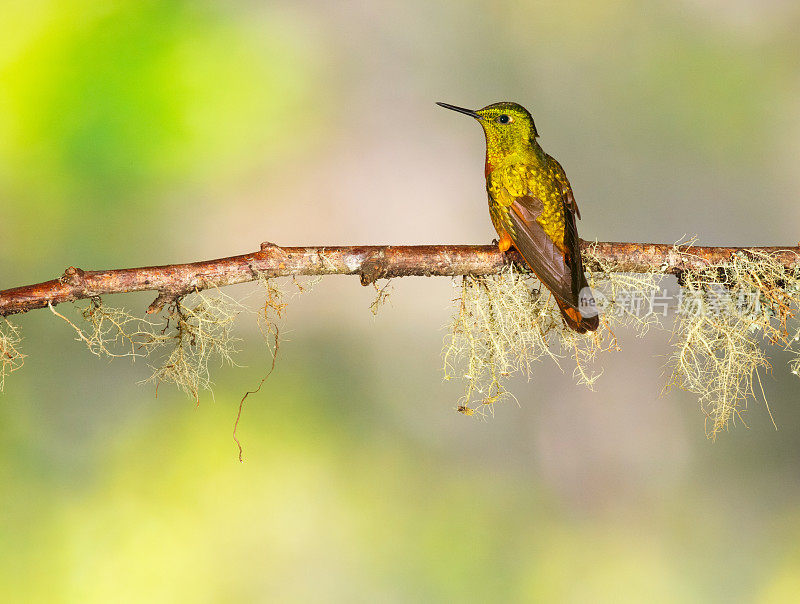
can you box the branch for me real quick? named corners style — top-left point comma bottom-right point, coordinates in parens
top-left (2, 240), bottom-right (799, 317)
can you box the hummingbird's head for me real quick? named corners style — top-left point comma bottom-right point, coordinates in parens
top-left (437, 101), bottom-right (539, 158)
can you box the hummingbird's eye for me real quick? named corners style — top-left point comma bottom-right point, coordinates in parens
top-left (496, 114), bottom-right (512, 124)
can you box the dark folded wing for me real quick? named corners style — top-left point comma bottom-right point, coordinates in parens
top-left (546, 155), bottom-right (591, 299)
top-left (554, 164), bottom-right (599, 329)
top-left (561, 194), bottom-right (585, 301)
top-left (549, 155), bottom-right (582, 220)
top-left (506, 194), bottom-right (577, 306)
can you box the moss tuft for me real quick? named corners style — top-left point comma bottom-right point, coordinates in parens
top-left (0, 318), bottom-right (25, 392)
top-left (141, 289), bottom-right (243, 403)
top-left (442, 265), bottom-right (620, 415)
top-left (667, 249), bottom-right (800, 438)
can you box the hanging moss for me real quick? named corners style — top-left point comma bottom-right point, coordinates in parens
top-left (442, 249), bottom-right (667, 416)
top-left (443, 243), bottom-right (800, 437)
top-left (0, 318), bottom-right (25, 392)
top-left (667, 250), bottom-right (800, 438)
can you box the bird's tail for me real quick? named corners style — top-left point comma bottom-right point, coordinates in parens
top-left (555, 272), bottom-right (600, 334)
top-left (555, 297), bottom-right (599, 333)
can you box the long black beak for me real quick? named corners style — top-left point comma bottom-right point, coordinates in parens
top-left (436, 102), bottom-right (482, 119)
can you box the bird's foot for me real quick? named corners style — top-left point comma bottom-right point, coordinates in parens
top-left (489, 241), bottom-right (515, 269)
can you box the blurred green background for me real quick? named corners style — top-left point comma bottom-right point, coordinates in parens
top-left (2, 1), bottom-right (800, 601)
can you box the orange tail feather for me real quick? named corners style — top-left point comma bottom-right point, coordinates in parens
top-left (555, 297), bottom-right (599, 334)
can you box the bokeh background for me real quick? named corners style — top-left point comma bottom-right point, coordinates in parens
top-left (2, 1), bottom-right (800, 601)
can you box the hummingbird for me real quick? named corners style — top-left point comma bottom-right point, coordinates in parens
top-left (437, 101), bottom-right (599, 333)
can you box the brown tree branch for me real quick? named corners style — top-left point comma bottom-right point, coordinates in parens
top-left (1, 240), bottom-right (799, 317)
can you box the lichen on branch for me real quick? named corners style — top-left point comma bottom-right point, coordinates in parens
top-left (48, 290), bottom-right (244, 402)
top-left (442, 243), bottom-right (800, 437)
top-left (442, 250), bottom-right (668, 416)
top-left (140, 289), bottom-right (243, 403)
top-left (443, 267), bottom-right (558, 414)
top-left (666, 249), bottom-right (800, 437)
top-left (0, 318), bottom-right (24, 392)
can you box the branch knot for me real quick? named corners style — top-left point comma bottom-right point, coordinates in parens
top-left (60, 266), bottom-right (86, 287)
top-left (360, 250), bottom-right (389, 286)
